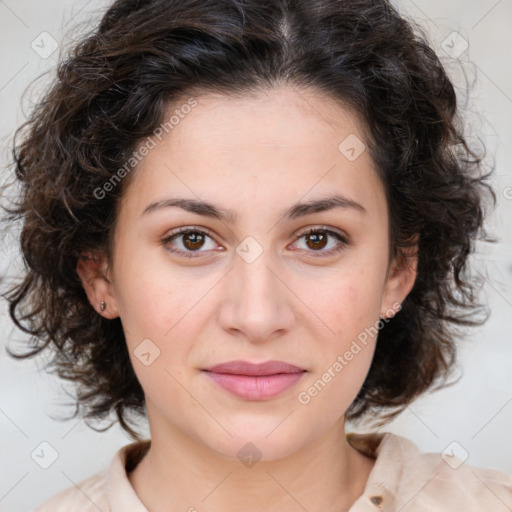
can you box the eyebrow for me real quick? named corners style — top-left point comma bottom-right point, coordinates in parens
top-left (141, 193), bottom-right (366, 222)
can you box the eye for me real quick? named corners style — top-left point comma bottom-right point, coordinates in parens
top-left (161, 225), bottom-right (349, 260)
top-left (290, 226), bottom-right (349, 257)
top-left (161, 227), bottom-right (220, 259)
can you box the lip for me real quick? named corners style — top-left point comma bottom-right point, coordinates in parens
top-left (202, 360), bottom-right (306, 400)
top-left (205, 360), bottom-right (305, 375)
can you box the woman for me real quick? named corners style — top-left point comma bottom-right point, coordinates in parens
top-left (3, 0), bottom-right (511, 510)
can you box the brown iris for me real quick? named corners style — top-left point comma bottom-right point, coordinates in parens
top-left (182, 231), bottom-right (206, 251)
top-left (304, 230), bottom-right (328, 251)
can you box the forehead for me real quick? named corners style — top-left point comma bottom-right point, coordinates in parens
top-left (167, 86), bottom-right (368, 159)
top-left (122, 86), bottom-right (385, 222)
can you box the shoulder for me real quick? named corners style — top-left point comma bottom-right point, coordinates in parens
top-left (349, 431), bottom-right (512, 511)
top-left (30, 440), bottom-right (150, 512)
top-left (397, 438), bottom-right (512, 511)
top-left (32, 469), bottom-right (109, 512)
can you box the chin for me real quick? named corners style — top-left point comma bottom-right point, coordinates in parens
top-left (200, 419), bottom-right (306, 463)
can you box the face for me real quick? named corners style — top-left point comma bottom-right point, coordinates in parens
top-left (79, 86), bottom-right (416, 461)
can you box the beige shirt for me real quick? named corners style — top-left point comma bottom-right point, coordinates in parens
top-left (32, 432), bottom-right (512, 511)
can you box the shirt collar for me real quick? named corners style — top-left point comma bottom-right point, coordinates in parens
top-left (106, 439), bottom-right (150, 512)
top-left (347, 431), bottom-right (420, 511)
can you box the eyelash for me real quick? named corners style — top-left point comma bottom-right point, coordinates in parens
top-left (161, 226), bottom-right (349, 259)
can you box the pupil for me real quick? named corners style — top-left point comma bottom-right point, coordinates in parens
top-left (184, 232), bottom-right (204, 250)
top-left (307, 232), bottom-right (327, 250)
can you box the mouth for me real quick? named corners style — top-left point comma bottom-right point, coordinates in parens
top-left (204, 360), bottom-right (306, 376)
top-left (201, 360), bottom-right (307, 400)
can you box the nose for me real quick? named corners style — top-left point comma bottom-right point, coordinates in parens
top-left (217, 246), bottom-right (296, 344)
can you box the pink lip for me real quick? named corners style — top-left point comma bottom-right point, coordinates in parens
top-left (206, 360), bottom-right (305, 375)
top-left (202, 360), bottom-right (306, 400)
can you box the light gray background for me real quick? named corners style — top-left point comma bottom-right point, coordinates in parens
top-left (0, 1), bottom-right (511, 511)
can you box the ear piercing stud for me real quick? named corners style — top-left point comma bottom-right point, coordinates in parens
top-left (100, 301), bottom-right (106, 312)
top-left (380, 302), bottom-right (403, 320)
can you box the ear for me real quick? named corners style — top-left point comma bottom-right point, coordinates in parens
top-left (380, 239), bottom-right (418, 319)
top-left (76, 251), bottom-right (120, 319)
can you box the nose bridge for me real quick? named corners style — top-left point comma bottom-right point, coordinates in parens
top-left (238, 242), bottom-right (275, 294)
top-left (221, 237), bottom-right (294, 340)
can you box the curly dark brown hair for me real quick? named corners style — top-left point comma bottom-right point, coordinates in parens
top-left (2, 0), bottom-right (496, 441)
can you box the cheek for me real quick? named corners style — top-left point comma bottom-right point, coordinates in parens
top-left (317, 263), bottom-right (383, 343)
top-left (112, 247), bottom-right (215, 384)
top-left (112, 242), bottom-right (194, 341)
top-left (298, 261), bottom-right (383, 408)
top-left (115, 275), bottom-right (172, 341)
top-left (297, 277), bottom-right (380, 417)
top-left (296, 329), bottom-right (377, 429)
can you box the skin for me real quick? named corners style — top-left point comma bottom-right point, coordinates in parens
top-left (77, 85), bottom-right (417, 512)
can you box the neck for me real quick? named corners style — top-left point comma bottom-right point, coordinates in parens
top-left (128, 418), bottom-right (375, 512)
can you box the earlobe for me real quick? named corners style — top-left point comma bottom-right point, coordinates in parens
top-left (76, 252), bottom-right (119, 319)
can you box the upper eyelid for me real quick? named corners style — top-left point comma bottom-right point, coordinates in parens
top-left (297, 226), bottom-right (348, 240)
